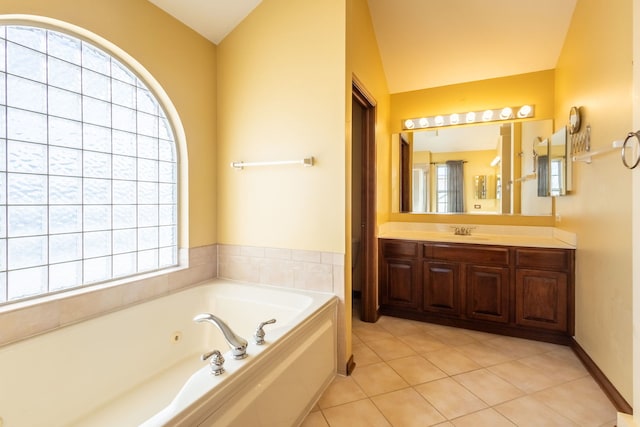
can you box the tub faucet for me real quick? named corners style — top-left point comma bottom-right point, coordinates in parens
top-left (193, 313), bottom-right (248, 359)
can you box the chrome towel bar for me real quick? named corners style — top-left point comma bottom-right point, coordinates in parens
top-left (230, 157), bottom-right (314, 170)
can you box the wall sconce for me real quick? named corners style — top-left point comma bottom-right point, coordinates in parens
top-left (403, 105), bottom-right (535, 130)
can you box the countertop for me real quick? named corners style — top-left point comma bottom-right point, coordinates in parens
top-left (377, 222), bottom-right (577, 249)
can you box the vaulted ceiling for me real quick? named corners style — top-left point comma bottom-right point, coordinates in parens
top-left (147, 0), bottom-right (576, 94)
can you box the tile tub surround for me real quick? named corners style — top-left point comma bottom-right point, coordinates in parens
top-left (0, 245), bottom-right (217, 347)
top-left (217, 244), bottom-right (347, 372)
top-left (378, 222), bottom-right (577, 249)
top-left (0, 243), bottom-right (348, 370)
top-left (302, 314), bottom-right (618, 427)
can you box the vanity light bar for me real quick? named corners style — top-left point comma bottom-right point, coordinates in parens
top-left (403, 105), bottom-right (535, 130)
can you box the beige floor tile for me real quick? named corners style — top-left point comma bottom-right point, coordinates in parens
top-left (453, 368), bottom-right (524, 406)
top-left (398, 332), bottom-right (448, 353)
top-left (372, 388), bottom-right (446, 427)
top-left (488, 359), bottom-right (564, 393)
top-left (518, 348), bottom-right (588, 382)
top-left (416, 321), bottom-right (461, 335)
top-left (353, 323), bottom-right (395, 343)
top-left (533, 376), bottom-right (618, 427)
top-left (352, 333), bottom-right (363, 345)
top-left (322, 399), bottom-right (392, 427)
top-left (317, 376), bottom-right (368, 409)
top-left (426, 326), bottom-right (480, 346)
top-left (424, 347), bottom-right (482, 375)
top-left (353, 341), bottom-right (383, 367)
top-left (451, 408), bottom-right (516, 427)
top-left (456, 328), bottom-right (500, 341)
top-left (484, 335), bottom-right (563, 358)
top-left (351, 361), bottom-right (409, 396)
top-left (455, 341), bottom-right (517, 367)
top-left (300, 410), bottom-right (330, 427)
top-left (376, 316), bottom-right (426, 336)
top-left (366, 337), bottom-right (419, 361)
top-left (494, 395), bottom-right (579, 426)
top-left (415, 377), bottom-right (487, 419)
top-left (303, 314), bottom-right (618, 427)
top-left (387, 355), bottom-right (447, 385)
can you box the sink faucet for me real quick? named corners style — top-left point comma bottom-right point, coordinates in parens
top-left (452, 226), bottom-right (475, 236)
top-left (193, 313), bottom-right (248, 359)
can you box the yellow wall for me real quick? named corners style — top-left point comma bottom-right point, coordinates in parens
top-left (216, 0), bottom-right (346, 253)
top-left (390, 70), bottom-right (556, 134)
top-left (0, 0), bottom-right (218, 249)
top-left (555, 0), bottom-right (634, 402)
top-left (388, 70), bottom-right (556, 226)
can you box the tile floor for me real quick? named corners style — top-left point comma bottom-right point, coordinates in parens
top-left (301, 309), bottom-right (618, 427)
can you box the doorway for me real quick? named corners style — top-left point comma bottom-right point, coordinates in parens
top-left (352, 81), bottom-right (377, 323)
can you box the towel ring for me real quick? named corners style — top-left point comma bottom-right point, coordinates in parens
top-left (621, 131), bottom-right (640, 169)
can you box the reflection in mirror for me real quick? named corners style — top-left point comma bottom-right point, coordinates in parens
top-left (550, 126), bottom-right (571, 196)
top-left (394, 119), bottom-right (553, 215)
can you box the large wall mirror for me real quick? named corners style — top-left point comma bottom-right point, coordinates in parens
top-left (392, 119), bottom-right (555, 216)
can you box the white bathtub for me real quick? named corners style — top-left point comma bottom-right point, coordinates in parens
top-left (0, 279), bottom-right (338, 426)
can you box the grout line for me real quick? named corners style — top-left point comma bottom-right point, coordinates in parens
top-left (308, 313), bottom-right (617, 427)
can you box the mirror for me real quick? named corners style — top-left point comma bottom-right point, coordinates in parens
top-left (545, 126), bottom-right (571, 196)
top-left (393, 119), bottom-right (553, 215)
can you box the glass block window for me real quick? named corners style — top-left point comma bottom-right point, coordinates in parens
top-left (0, 25), bottom-right (178, 303)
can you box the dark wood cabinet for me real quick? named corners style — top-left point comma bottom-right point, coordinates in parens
top-left (514, 247), bottom-right (573, 333)
top-left (466, 264), bottom-right (510, 323)
top-left (378, 238), bottom-right (575, 344)
top-left (379, 241), bottom-right (420, 310)
top-left (423, 261), bottom-right (461, 315)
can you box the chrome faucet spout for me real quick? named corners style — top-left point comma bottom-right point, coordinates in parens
top-left (193, 313), bottom-right (248, 359)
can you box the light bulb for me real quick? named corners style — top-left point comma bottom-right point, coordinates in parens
top-left (500, 107), bottom-right (513, 120)
top-left (466, 112), bottom-right (476, 123)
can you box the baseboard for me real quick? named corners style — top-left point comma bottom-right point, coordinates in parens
top-left (346, 354), bottom-right (356, 376)
top-left (570, 338), bottom-right (633, 414)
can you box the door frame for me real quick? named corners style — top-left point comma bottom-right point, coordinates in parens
top-left (352, 78), bottom-right (378, 322)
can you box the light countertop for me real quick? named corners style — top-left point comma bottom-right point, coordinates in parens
top-left (378, 222), bottom-right (576, 249)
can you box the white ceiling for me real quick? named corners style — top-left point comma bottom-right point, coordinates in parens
top-left (411, 123), bottom-right (502, 153)
top-left (147, 0), bottom-right (576, 93)
top-left (147, 0), bottom-right (262, 45)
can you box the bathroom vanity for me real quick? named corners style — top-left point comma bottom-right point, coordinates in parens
top-left (378, 223), bottom-right (576, 344)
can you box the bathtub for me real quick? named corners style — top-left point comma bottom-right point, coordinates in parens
top-left (0, 279), bottom-right (338, 426)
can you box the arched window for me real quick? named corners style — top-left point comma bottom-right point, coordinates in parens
top-left (0, 24), bottom-right (179, 303)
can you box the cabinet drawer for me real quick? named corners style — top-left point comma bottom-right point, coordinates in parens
top-left (381, 240), bottom-right (418, 258)
top-left (515, 248), bottom-right (572, 271)
top-left (428, 244), bottom-right (509, 266)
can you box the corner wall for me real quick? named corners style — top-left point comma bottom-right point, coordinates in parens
top-left (555, 0), bottom-right (634, 403)
top-left (216, 0), bottom-right (346, 254)
top-left (216, 0), bottom-right (348, 370)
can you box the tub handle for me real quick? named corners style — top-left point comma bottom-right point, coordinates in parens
top-left (201, 349), bottom-right (225, 376)
top-left (253, 319), bottom-right (277, 345)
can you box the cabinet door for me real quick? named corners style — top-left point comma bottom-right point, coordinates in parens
top-left (515, 269), bottom-right (568, 331)
top-left (466, 265), bottom-right (510, 323)
top-left (380, 258), bottom-right (420, 309)
top-left (423, 261), bottom-right (460, 316)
